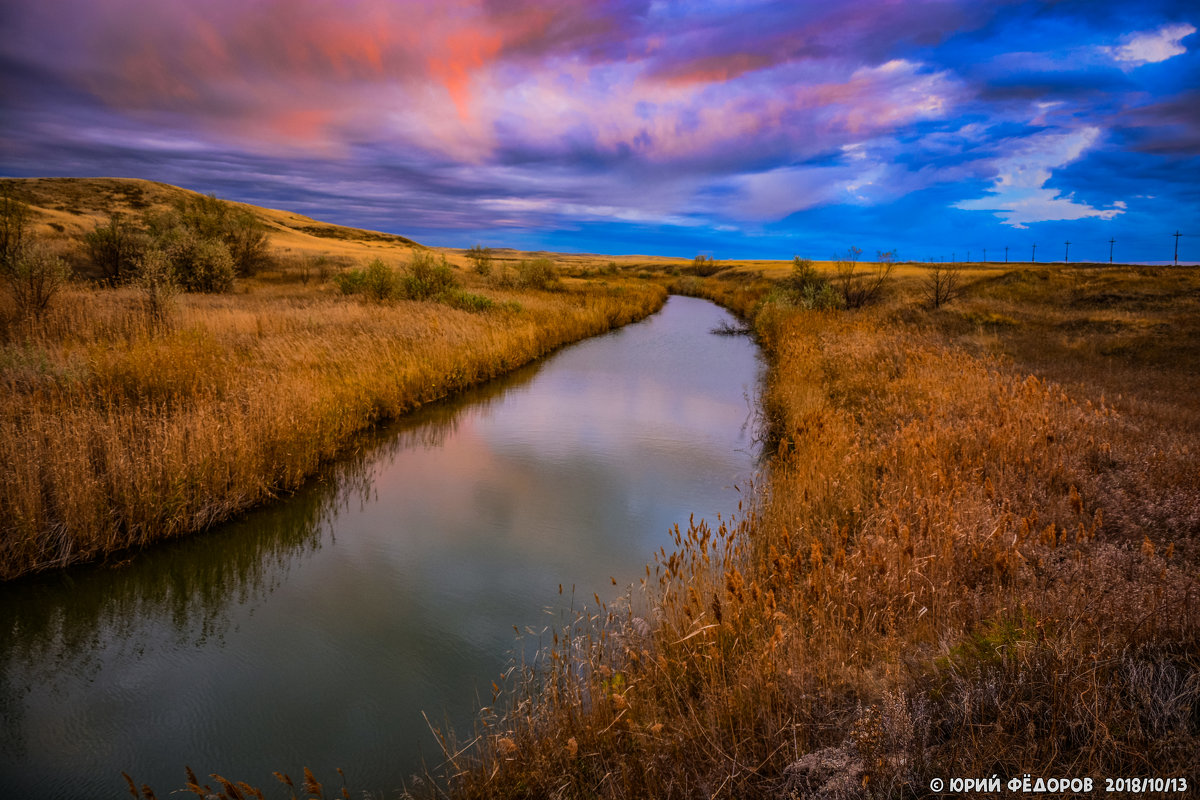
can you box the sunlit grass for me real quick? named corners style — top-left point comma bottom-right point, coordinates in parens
top-left (0, 274), bottom-right (665, 579)
top-left (427, 262), bottom-right (1200, 798)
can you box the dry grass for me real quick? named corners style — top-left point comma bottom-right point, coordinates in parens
top-left (423, 263), bottom-right (1200, 799)
top-left (0, 271), bottom-right (664, 580)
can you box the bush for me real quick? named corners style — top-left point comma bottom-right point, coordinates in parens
top-left (514, 258), bottom-right (559, 290)
top-left (922, 261), bottom-right (963, 309)
top-left (84, 212), bottom-right (144, 285)
top-left (1, 191), bottom-right (72, 320)
top-left (334, 267), bottom-right (366, 296)
top-left (401, 251), bottom-right (457, 300)
top-left (336, 259), bottom-right (398, 301)
top-left (157, 227), bottom-right (234, 293)
top-left (444, 289), bottom-right (495, 312)
top-left (835, 247), bottom-right (894, 309)
top-left (466, 244), bottom-right (493, 276)
top-left (784, 257), bottom-right (842, 310)
top-left (134, 248), bottom-right (178, 328)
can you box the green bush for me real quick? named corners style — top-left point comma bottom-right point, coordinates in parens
top-left (401, 251), bottom-right (457, 300)
top-left (334, 268), bottom-right (366, 296)
top-left (514, 258), bottom-right (559, 290)
top-left (777, 256), bottom-right (842, 311)
top-left (466, 244), bottom-right (493, 276)
top-left (335, 259), bottom-right (398, 301)
top-left (155, 227), bottom-right (234, 293)
top-left (444, 289), bottom-right (495, 312)
top-left (84, 212), bottom-right (144, 285)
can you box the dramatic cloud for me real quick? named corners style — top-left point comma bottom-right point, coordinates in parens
top-left (2, 0), bottom-right (1198, 258)
top-left (954, 127), bottom-right (1127, 228)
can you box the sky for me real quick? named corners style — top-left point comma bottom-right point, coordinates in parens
top-left (1, 0), bottom-right (1197, 261)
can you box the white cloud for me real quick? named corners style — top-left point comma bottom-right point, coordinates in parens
top-left (1102, 23), bottom-right (1196, 67)
top-left (954, 127), bottom-right (1125, 228)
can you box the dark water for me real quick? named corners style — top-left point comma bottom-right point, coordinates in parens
top-left (0, 296), bottom-right (763, 799)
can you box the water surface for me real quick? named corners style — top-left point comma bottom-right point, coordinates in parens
top-left (0, 295), bottom-right (762, 798)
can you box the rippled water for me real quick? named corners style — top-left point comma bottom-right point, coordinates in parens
top-left (0, 295), bottom-right (763, 799)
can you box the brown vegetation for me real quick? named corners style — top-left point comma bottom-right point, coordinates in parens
top-left (424, 262), bottom-right (1200, 798)
top-left (0, 180), bottom-right (667, 580)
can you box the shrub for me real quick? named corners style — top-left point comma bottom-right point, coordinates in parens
top-left (225, 211), bottom-right (272, 277)
top-left (835, 247), bottom-right (893, 309)
top-left (401, 251), bottom-right (458, 300)
top-left (784, 257), bottom-right (842, 311)
top-left (1, 191), bottom-right (72, 320)
top-left (84, 212), bottom-right (144, 285)
top-left (688, 253), bottom-right (723, 277)
top-left (444, 289), bottom-right (495, 312)
top-left (336, 259), bottom-right (398, 301)
top-left (514, 258), bottom-right (560, 290)
top-left (922, 261), bottom-right (963, 309)
top-left (466, 244), bottom-right (493, 276)
top-left (334, 267), bottom-right (366, 296)
top-left (157, 227), bottom-right (234, 293)
top-left (134, 247), bottom-right (178, 328)
top-left (363, 259), bottom-right (399, 301)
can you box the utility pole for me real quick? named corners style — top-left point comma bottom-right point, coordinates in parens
top-left (968, 250), bottom-right (971, 262)
top-left (1175, 231), bottom-right (1182, 265)
top-left (983, 248), bottom-right (987, 262)
top-left (1109, 237), bottom-right (1115, 264)
top-left (1064, 241), bottom-right (1071, 263)
top-left (1005, 246), bottom-right (1009, 263)
top-left (1032, 244), bottom-right (1037, 262)
top-left (953, 252), bottom-right (956, 263)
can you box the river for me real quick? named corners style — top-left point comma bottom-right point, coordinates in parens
top-left (0, 295), bottom-right (763, 798)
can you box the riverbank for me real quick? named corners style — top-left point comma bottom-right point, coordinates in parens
top-left (441, 263), bottom-right (1200, 797)
top-left (0, 278), bottom-right (666, 580)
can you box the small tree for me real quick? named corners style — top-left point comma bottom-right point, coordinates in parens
top-left (466, 244), bottom-right (493, 276)
top-left (1, 191), bottom-right (71, 320)
top-left (85, 212), bottom-right (143, 285)
top-left (835, 247), bottom-right (893, 309)
top-left (922, 261), bottom-right (963, 309)
top-left (225, 210), bottom-right (271, 277)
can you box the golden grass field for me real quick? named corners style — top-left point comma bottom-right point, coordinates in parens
top-left (0, 179), bottom-right (667, 579)
top-left (433, 263), bottom-right (1200, 798)
top-left (4, 179), bottom-right (1198, 797)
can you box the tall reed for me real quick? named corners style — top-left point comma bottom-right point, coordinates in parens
top-left (0, 279), bottom-right (665, 579)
